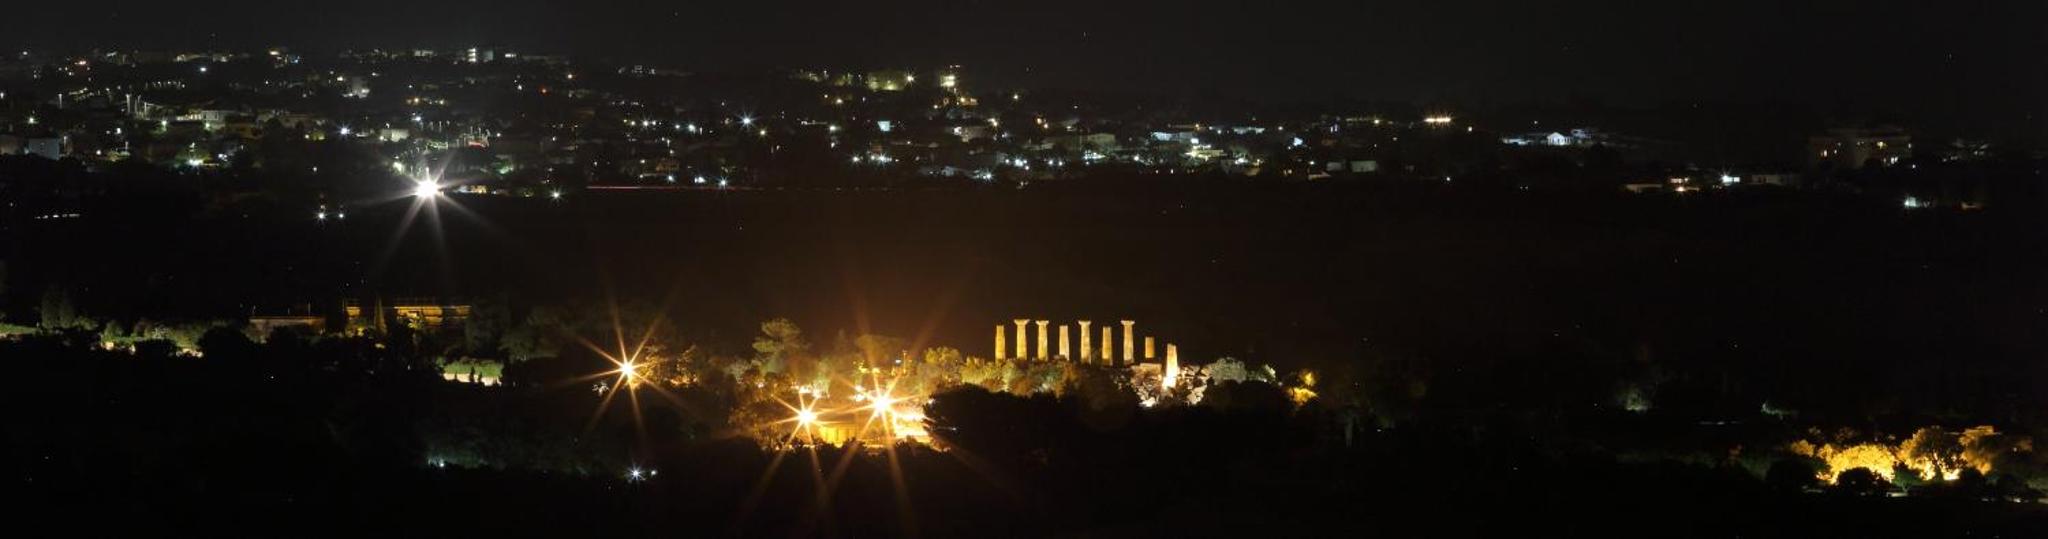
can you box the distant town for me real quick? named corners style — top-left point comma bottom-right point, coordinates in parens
top-left (0, 46), bottom-right (2029, 212)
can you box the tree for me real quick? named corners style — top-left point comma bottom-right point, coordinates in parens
top-left (1830, 467), bottom-right (1891, 497)
top-left (0, 259), bottom-right (9, 321)
top-left (38, 285), bottom-right (84, 329)
top-left (1765, 458), bottom-right (1820, 492)
top-left (197, 326), bottom-right (260, 364)
top-left (502, 307), bottom-right (564, 362)
top-left (1950, 468), bottom-right (1990, 499)
top-left (920, 346), bottom-right (963, 366)
top-left (1990, 473), bottom-right (2044, 503)
top-left (1901, 427), bottom-right (1964, 479)
top-left (1889, 463), bottom-right (1925, 491)
top-left (1205, 357), bottom-right (1252, 384)
top-left (1203, 381), bottom-right (1291, 413)
top-left (752, 318), bottom-right (807, 364)
top-left (464, 294), bottom-right (512, 358)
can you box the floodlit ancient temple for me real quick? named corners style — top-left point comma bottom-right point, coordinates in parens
top-left (994, 317), bottom-right (1181, 371)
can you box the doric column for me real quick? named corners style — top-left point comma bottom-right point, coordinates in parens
top-left (1077, 321), bottom-right (1093, 363)
top-left (1013, 319), bottom-right (1029, 359)
top-left (1164, 344), bottom-right (1180, 389)
top-left (1034, 320), bottom-right (1049, 360)
top-left (1058, 325), bottom-right (1070, 361)
top-left (1120, 320), bottom-right (1135, 365)
top-left (1100, 327), bottom-right (1113, 364)
top-left (995, 324), bottom-right (1006, 360)
top-left (1144, 337), bottom-right (1155, 361)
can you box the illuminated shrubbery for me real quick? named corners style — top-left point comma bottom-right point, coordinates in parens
top-left (1789, 426), bottom-right (2035, 485)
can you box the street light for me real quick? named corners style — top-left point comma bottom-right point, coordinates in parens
top-left (413, 179), bottom-right (440, 198)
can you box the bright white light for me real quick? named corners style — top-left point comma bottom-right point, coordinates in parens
top-left (796, 409), bottom-right (818, 425)
top-left (1719, 174), bottom-right (1740, 185)
top-left (549, 190), bottom-right (562, 200)
top-left (738, 116), bottom-right (754, 127)
top-left (316, 211), bottom-right (327, 220)
top-left (693, 175), bottom-right (706, 184)
top-left (618, 360), bottom-right (640, 381)
top-left (717, 179), bottom-right (729, 188)
top-left (413, 179), bottom-right (440, 198)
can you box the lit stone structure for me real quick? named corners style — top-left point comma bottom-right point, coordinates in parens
top-left (1034, 320), bottom-right (1049, 360)
top-left (1101, 327), bottom-right (1113, 364)
top-left (1078, 321), bottom-right (1093, 363)
top-left (1164, 344), bottom-right (1180, 389)
top-left (1013, 319), bottom-right (1029, 359)
top-left (996, 318), bottom-right (1192, 369)
top-left (1121, 320), bottom-right (1135, 364)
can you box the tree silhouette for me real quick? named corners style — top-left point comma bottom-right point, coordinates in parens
top-left (1830, 468), bottom-right (1891, 497)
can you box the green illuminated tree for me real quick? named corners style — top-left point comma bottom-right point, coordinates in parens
top-left (752, 318), bottom-right (808, 361)
top-left (1205, 357), bottom-right (1251, 384)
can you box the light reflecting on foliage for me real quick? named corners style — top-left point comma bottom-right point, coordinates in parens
top-left (1790, 426), bottom-right (2032, 483)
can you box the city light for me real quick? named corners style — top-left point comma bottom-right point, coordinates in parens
top-left (413, 179), bottom-right (441, 198)
top-left (617, 360), bottom-right (641, 385)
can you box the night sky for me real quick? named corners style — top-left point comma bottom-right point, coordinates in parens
top-left (6, 1), bottom-right (2043, 136)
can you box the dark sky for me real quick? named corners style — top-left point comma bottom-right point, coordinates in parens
top-left (6, 1), bottom-right (2044, 135)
